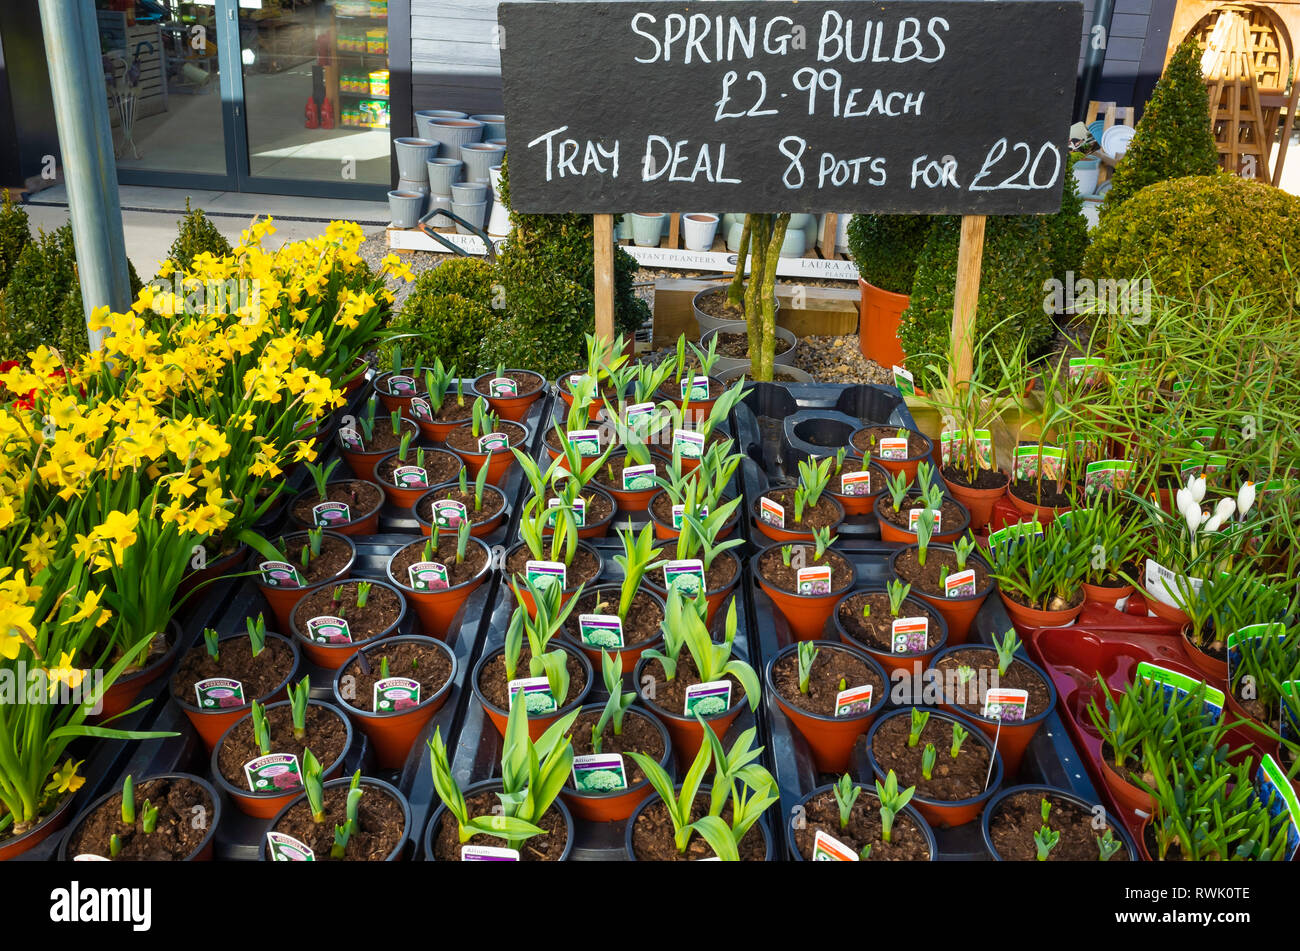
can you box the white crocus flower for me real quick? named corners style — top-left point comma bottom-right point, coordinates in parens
top-left (1175, 487), bottom-right (1193, 518)
top-left (1237, 481), bottom-right (1256, 517)
top-left (1184, 504), bottom-right (1201, 535)
top-left (1187, 474), bottom-right (1207, 504)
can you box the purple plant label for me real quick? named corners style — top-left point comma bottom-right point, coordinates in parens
top-left (312, 501), bottom-right (351, 527)
top-left (307, 615), bottom-right (352, 645)
top-left (572, 754), bottom-right (629, 793)
top-left (546, 496), bottom-right (586, 527)
top-left (759, 497), bottom-right (785, 528)
top-left (681, 375), bottom-right (710, 401)
top-left (339, 426), bottom-right (363, 450)
top-left (409, 397), bottom-right (433, 421)
top-left (834, 684), bottom-right (874, 718)
top-left (673, 429), bottom-right (706, 460)
top-left (478, 432), bottom-right (510, 453)
top-left (243, 753), bottom-right (302, 793)
top-left (812, 829), bottom-right (859, 861)
top-left (462, 845), bottom-right (519, 861)
top-left (945, 568), bottom-right (977, 598)
top-left (621, 463), bottom-right (657, 492)
top-left (840, 470), bottom-right (873, 496)
top-left (567, 429), bottom-right (603, 457)
top-left (489, 376), bottom-right (518, 397)
top-left (394, 465), bottom-right (430, 489)
top-left (194, 677), bottom-right (245, 710)
top-left (684, 680), bottom-right (732, 717)
top-left (663, 559), bottom-right (706, 598)
top-left (508, 676), bottom-right (558, 715)
top-left (258, 561), bottom-right (303, 589)
top-left (796, 565), bottom-right (832, 596)
top-left (878, 437), bottom-right (909, 461)
top-left (374, 677), bottom-right (421, 713)
top-left (671, 503), bottom-right (707, 530)
top-left (525, 560), bottom-right (566, 590)
top-left (578, 613), bottom-right (624, 649)
top-left (266, 831), bottom-right (316, 862)
top-left (982, 688), bottom-right (1030, 722)
top-left (568, 373), bottom-right (586, 389)
top-left (907, 508), bottom-right (942, 532)
top-left (388, 374), bottom-right (416, 394)
top-left (433, 499), bottom-right (468, 529)
top-left (890, 617), bottom-right (929, 654)
top-left (625, 402), bottom-right (656, 428)
top-left (408, 561), bottom-right (450, 591)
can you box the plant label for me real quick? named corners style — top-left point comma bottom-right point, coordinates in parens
top-left (489, 376), bottom-right (518, 397)
top-left (796, 565), bottom-right (832, 596)
top-left (944, 568), bottom-right (977, 598)
top-left (1254, 755), bottom-right (1300, 860)
top-left (393, 465), bottom-right (430, 489)
top-left (891, 365), bottom-right (915, 396)
top-left (312, 501), bottom-right (351, 527)
top-left (266, 831), bottom-right (315, 862)
top-left (258, 561), bottom-right (303, 589)
top-left (578, 613), bottom-right (624, 649)
top-left (681, 375), bottom-right (709, 401)
top-left (940, 429), bottom-right (993, 468)
top-left (671, 503), bottom-right (707, 530)
top-left (907, 508), bottom-right (942, 532)
top-left (307, 615), bottom-right (352, 645)
top-left (567, 429), bottom-right (603, 457)
top-left (621, 463), bottom-right (657, 491)
top-left (525, 559), bottom-right (567, 590)
top-left (572, 753), bottom-right (629, 793)
top-left (1135, 661), bottom-right (1224, 722)
top-left (72, 854), bottom-right (110, 861)
top-left (374, 677), bottom-right (421, 713)
top-left (812, 829), bottom-right (859, 861)
top-left (508, 676), bottom-right (558, 715)
top-left (673, 428), bottom-right (706, 460)
top-left (194, 678), bottom-right (245, 709)
top-left (840, 469), bottom-right (873, 496)
top-left (387, 374), bottom-right (417, 394)
top-left (835, 683), bottom-right (874, 717)
top-left (409, 396), bottom-right (433, 421)
top-left (982, 688), bottom-right (1029, 721)
top-left (1068, 357), bottom-right (1105, 386)
top-left (987, 521), bottom-right (1042, 555)
top-left (1226, 623), bottom-right (1287, 685)
top-left (1084, 460), bottom-right (1134, 495)
top-left (1143, 558), bottom-right (1203, 612)
top-left (890, 617), bottom-right (929, 654)
top-left (462, 845), bottom-right (520, 861)
top-left (478, 432), bottom-right (510, 453)
top-left (434, 499), bottom-right (468, 529)
top-left (878, 437), bottom-right (910, 461)
top-left (626, 401), bottom-right (656, 428)
top-left (759, 496), bottom-right (785, 529)
top-left (1013, 444), bottom-right (1064, 481)
top-left (568, 373), bottom-right (586, 389)
top-left (243, 753), bottom-right (302, 793)
top-left (547, 496), bottom-right (586, 527)
top-left (408, 561), bottom-right (450, 591)
top-left (663, 559), bottom-right (706, 598)
top-left (684, 680), bottom-right (731, 717)
top-left (338, 426), bottom-right (363, 450)
top-left (1281, 681), bottom-right (1299, 747)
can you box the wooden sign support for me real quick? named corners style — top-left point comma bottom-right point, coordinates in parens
top-left (950, 215), bottom-right (987, 386)
top-left (594, 213), bottom-right (615, 343)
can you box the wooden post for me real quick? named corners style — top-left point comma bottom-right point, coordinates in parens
top-left (950, 215), bottom-right (986, 385)
top-left (594, 214), bottom-right (615, 343)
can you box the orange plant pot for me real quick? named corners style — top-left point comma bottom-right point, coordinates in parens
top-left (386, 537), bottom-right (492, 640)
top-left (254, 533), bottom-right (356, 634)
top-left (174, 632), bottom-right (301, 752)
top-left (475, 369), bottom-right (545, 422)
top-left (559, 705), bottom-right (673, 823)
top-left (373, 448), bottom-right (461, 509)
top-left (886, 545), bottom-right (993, 646)
top-left (646, 489), bottom-right (740, 541)
top-left (1007, 489), bottom-right (1071, 526)
top-left (90, 621), bottom-right (185, 723)
top-left (850, 425), bottom-right (934, 482)
top-left (286, 480), bottom-right (385, 536)
top-left (449, 424), bottom-right (525, 487)
top-left (941, 473), bottom-right (1009, 532)
top-left (644, 550), bottom-right (741, 629)
top-left (1143, 591), bottom-right (1191, 627)
top-left (751, 495), bottom-right (846, 544)
top-left (999, 590), bottom-right (1083, 635)
top-left (1080, 581), bottom-right (1134, 608)
top-left (1099, 755), bottom-right (1152, 815)
top-left (560, 584), bottom-right (666, 671)
top-left (503, 540), bottom-right (604, 620)
top-left (826, 459), bottom-right (889, 517)
top-left (1181, 630), bottom-right (1228, 683)
top-left (634, 654), bottom-right (749, 768)
top-left (857, 277), bottom-right (908, 368)
top-left (753, 546), bottom-right (855, 642)
top-left (874, 493), bottom-right (971, 545)
top-left (0, 794), bottom-right (76, 860)
top-left (414, 412), bottom-right (472, 444)
top-left (472, 644), bottom-right (594, 741)
top-left (374, 369), bottom-right (424, 415)
top-left (58, 774), bottom-right (221, 862)
top-left (290, 579), bottom-right (408, 670)
top-left (414, 484), bottom-right (507, 539)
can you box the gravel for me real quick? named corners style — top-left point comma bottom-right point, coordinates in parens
top-left (792, 335), bottom-right (894, 385)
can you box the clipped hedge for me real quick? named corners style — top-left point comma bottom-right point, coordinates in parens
top-left (165, 199), bottom-right (233, 274)
top-left (383, 256), bottom-right (499, 373)
top-left (846, 213), bottom-right (936, 294)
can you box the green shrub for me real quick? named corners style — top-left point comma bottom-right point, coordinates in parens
top-left (1101, 40), bottom-right (1220, 215)
top-left (0, 191), bottom-right (30, 288)
top-left (383, 257), bottom-right (499, 372)
top-left (1048, 154), bottom-right (1089, 282)
top-left (1083, 174), bottom-right (1300, 315)
top-left (900, 215), bottom-right (1056, 388)
top-left (164, 198), bottom-right (233, 274)
top-left (846, 214), bottom-right (936, 294)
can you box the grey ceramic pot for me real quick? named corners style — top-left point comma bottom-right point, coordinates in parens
top-left (388, 190), bottom-right (426, 229)
top-left (414, 109), bottom-right (468, 138)
top-left (460, 142), bottom-right (506, 183)
top-left (470, 114), bottom-right (506, 140)
top-left (426, 158), bottom-right (463, 197)
top-left (393, 138), bottom-right (438, 182)
top-left (450, 181), bottom-right (488, 204)
top-left (425, 118), bottom-right (484, 153)
top-left (451, 200), bottom-right (487, 235)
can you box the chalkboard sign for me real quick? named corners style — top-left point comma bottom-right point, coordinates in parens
top-left (499, 1), bottom-right (1084, 215)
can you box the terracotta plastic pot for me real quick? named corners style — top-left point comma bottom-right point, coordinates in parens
top-left (90, 620), bottom-right (185, 723)
top-left (1007, 487), bottom-right (1071, 526)
top-left (423, 779), bottom-right (575, 861)
top-left (1143, 590), bottom-right (1191, 627)
top-left (559, 583), bottom-right (666, 669)
top-left (503, 540), bottom-right (605, 619)
top-left (643, 548), bottom-right (741, 629)
top-left (374, 369), bottom-right (425, 414)
top-left (850, 425), bottom-right (933, 481)
top-left (633, 653), bottom-right (751, 768)
top-left (447, 421), bottom-right (525, 486)
top-left (654, 375), bottom-right (723, 422)
top-left (337, 357), bottom-right (370, 397)
top-left (999, 590), bottom-right (1084, 633)
top-left (474, 369), bottom-right (545, 422)
top-left (332, 636), bottom-right (457, 769)
top-left (555, 370), bottom-right (608, 421)
top-left (981, 784), bottom-right (1137, 861)
top-left (0, 793), bottom-right (76, 861)
top-left (766, 640), bottom-right (888, 772)
top-left (752, 494), bottom-right (846, 544)
top-left (833, 588), bottom-right (949, 679)
top-left (386, 535), bottom-right (492, 640)
top-left (560, 704), bottom-right (674, 823)
top-left (647, 489), bottom-right (740, 541)
top-left (1181, 631), bottom-right (1228, 682)
top-left (1098, 754), bottom-right (1152, 815)
top-left (177, 542), bottom-right (250, 602)
top-left (472, 643), bottom-right (594, 741)
top-left (1081, 581), bottom-right (1134, 608)
top-left (857, 277), bottom-right (908, 368)
top-left (173, 631), bottom-right (302, 751)
top-left (414, 405), bottom-right (473, 444)
top-left (211, 699), bottom-right (353, 820)
top-left (337, 418), bottom-right (423, 482)
top-left (624, 783), bottom-right (773, 861)
top-left (942, 472), bottom-right (1009, 531)
top-left (527, 485), bottom-right (617, 540)
top-left (753, 544), bottom-right (856, 642)
top-left (930, 644), bottom-right (1057, 776)
top-left (874, 492), bottom-right (971, 545)
top-left (58, 774), bottom-right (222, 862)
top-left (1224, 690), bottom-right (1280, 756)
top-left (598, 451), bottom-right (670, 512)
top-left (827, 459), bottom-right (889, 517)
top-left (286, 480), bottom-right (385, 536)
top-left (864, 707), bottom-right (1003, 829)
top-left (373, 447), bottom-right (461, 509)
top-left (290, 578), bottom-right (408, 669)
top-left (261, 776), bottom-right (410, 861)
top-left (886, 545), bottom-right (993, 646)
top-left (254, 532), bottom-right (357, 634)
top-left (786, 782), bottom-right (937, 861)
top-left (414, 483), bottom-right (507, 539)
